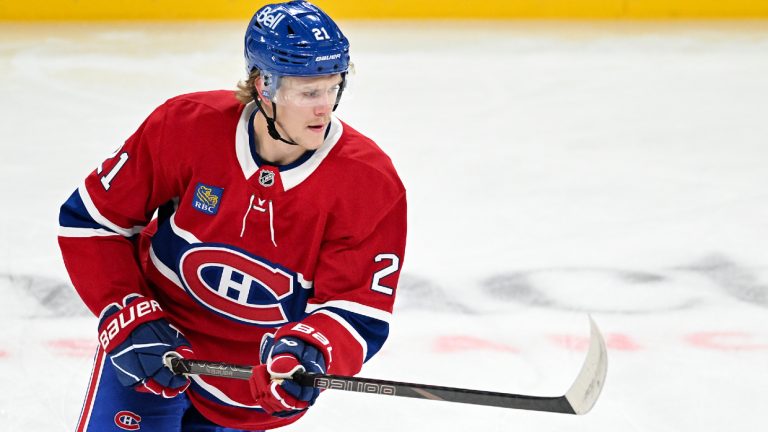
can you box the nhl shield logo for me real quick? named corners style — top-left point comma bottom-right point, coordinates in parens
top-left (258, 169), bottom-right (275, 187)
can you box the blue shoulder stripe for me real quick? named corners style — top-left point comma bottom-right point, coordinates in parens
top-left (319, 306), bottom-right (390, 362)
top-left (149, 218), bottom-right (191, 276)
top-left (59, 189), bottom-right (117, 232)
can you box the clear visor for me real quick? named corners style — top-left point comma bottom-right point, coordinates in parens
top-left (262, 63), bottom-right (355, 108)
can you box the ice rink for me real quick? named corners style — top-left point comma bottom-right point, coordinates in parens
top-left (1, 19), bottom-right (767, 431)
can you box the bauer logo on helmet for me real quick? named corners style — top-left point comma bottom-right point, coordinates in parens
top-left (315, 54), bottom-right (342, 62)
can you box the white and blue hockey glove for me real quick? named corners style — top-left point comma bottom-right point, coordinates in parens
top-left (249, 335), bottom-right (326, 417)
top-left (98, 295), bottom-right (193, 398)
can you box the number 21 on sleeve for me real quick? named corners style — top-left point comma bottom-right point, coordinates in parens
top-left (370, 253), bottom-right (400, 296)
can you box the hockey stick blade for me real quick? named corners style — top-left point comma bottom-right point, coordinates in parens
top-left (564, 316), bottom-right (608, 414)
top-left (163, 317), bottom-right (607, 414)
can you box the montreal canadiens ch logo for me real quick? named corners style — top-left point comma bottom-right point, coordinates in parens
top-left (114, 411), bottom-right (141, 430)
top-left (178, 245), bottom-right (299, 325)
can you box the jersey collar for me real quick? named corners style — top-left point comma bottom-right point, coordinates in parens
top-left (235, 101), bottom-right (343, 191)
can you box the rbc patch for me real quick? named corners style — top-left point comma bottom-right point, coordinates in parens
top-left (192, 183), bottom-right (224, 215)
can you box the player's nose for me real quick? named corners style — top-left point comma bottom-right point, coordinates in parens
top-left (313, 102), bottom-right (332, 117)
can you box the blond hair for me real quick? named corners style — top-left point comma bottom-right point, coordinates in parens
top-left (235, 69), bottom-right (261, 105)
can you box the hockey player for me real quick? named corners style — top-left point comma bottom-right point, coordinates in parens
top-left (58, 1), bottom-right (407, 430)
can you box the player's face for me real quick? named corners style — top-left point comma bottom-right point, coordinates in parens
top-left (273, 74), bottom-right (342, 149)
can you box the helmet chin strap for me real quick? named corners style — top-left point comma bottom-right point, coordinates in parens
top-left (250, 70), bottom-right (347, 147)
top-left (252, 91), bottom-right (300, 146)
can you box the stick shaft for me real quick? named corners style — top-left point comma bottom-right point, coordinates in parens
top-left (166, 357), bottom-right (574, 413)
top-left (164, 317), bottom-right (607, 415)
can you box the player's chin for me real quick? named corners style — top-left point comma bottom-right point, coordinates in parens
top-left (300, 129), bottom-right (326, 149)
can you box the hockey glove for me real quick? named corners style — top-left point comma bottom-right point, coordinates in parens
top-left (249, 335), bottom-right (326, 417)
top-left (98, 294), bottom-right (193, 398)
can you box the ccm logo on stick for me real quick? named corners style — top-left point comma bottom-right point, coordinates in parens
top-left (315, 378), bottom-right (396, 395)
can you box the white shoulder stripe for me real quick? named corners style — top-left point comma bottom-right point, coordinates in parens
top-left (170, 212), bottom-right (201, 244)
top-left (190, 375), bottom-right (262, 409)
top-left (314, 309), bottom-right (368, 361)
top-left (305, 300), bottom-right (391, 323)
top-left (149, 246), bottom-right (185, 290)
top-left (58, 227), bottom-right (120, 238)
top-left (77, 183), bottom-right (144, 237)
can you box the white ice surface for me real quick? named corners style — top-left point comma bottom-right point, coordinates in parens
top-left (1, 20), bottom-right (767, 431)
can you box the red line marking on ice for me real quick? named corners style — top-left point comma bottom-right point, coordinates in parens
top-left (0, 350), bottom-right (8, 358)
top-left (47, 338), bottom-right (96, 357)
top-left (685, 332), bottom-right (768, 351)
top-left (433, 335), bottom-right (519, 353)
top-left (550, 333), bottom-right (642, 351)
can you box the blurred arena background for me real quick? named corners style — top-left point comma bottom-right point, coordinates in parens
top-left (2, 0), bottom-right (768, 20)
top-left (2, 1), bottom-right (767, 431)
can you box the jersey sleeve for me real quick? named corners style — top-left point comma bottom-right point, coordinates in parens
top-left (274, 169), bottom-right (407, 376)
top-left (58, 103), bottom-right (176, 317)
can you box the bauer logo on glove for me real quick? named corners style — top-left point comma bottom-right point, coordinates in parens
top-left (98, 294), bottom-right (195, 398)
top-left (98, 297), bottom-right (163, 351)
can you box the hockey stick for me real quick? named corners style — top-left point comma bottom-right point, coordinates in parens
top-left (164, 317), bottom-right (607, 414)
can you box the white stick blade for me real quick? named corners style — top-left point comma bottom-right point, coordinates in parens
top-left (564, 316), bottom-right (608, 415)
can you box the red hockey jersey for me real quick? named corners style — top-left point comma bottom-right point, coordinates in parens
top-left (58, 90), bottom-right (407, 429)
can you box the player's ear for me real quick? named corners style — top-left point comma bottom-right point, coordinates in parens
top-left (253, 76), bottom-right (273, 110)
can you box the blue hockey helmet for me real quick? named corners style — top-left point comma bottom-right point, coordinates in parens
top-left (244, 1), bottom-right (350, 78)
top-left (243, 1), bottom-right (351, 145)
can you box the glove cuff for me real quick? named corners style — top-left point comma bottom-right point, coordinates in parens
top-left (272, 323), bottom-right (332, 370)
top-left (97, 294), bottom-right (165, 352)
